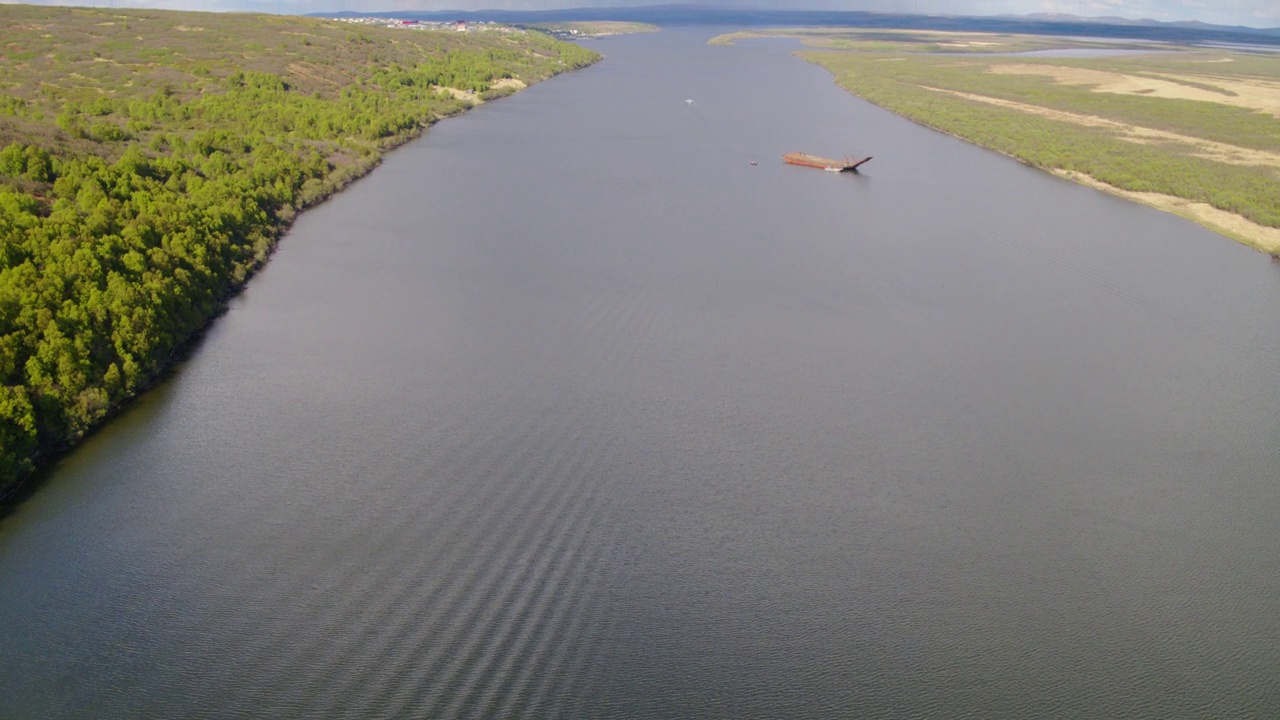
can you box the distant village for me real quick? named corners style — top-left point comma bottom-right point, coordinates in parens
top-left (330, 17), bottom-right (527, 35)
top-left (329, 17), bottom-right (602, 41)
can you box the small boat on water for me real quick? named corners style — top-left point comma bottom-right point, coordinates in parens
top-left (783, 152), bottom-right (872, 173)
top-left (749, 159), bottom-right (758, 166)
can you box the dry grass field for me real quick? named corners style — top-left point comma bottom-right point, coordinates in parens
top-left (0, 5), bottom-right (591, 162)
top-left (714, 29), bottom-right (1280, 255)
top-left (530, 21), bottom-right (659, 38)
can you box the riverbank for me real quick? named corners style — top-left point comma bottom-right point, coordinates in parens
top-left (0, 6), bottom-right (600, 499)
top-left (1055, 171), bottom-right (1280, 254)
top-left (712, 29), bottom-right (1280, 257)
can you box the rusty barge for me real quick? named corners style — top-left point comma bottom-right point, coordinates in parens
top-left (783, 152), bottom-right (872, 173)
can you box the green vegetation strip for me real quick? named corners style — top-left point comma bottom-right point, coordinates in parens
top-left (0, 6), bottom-right (599, 491)
top-left (713, 30), bottom-right (1280, 253)
top-left (806, 51), bottom-right (1280, 228)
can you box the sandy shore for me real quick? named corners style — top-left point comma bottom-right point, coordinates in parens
top-left (1054, 170), bottom-right (1280, 256)
top-left (911, 86), bottom-right (1280, 255)
top-left (721, 28), bottom-right (1280, 258)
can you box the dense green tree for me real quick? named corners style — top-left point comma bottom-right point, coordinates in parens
top-left (0, 10), bottom-right (600, 493)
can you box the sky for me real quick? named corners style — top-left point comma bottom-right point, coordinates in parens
top-left (1, 0), bottom-right (1277, 29)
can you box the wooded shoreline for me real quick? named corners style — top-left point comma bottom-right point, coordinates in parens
top-left (0, 6), bottom-right (600, 499)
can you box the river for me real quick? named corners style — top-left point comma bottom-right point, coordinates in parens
top-left (2, 29), bottom-right (1278, 719)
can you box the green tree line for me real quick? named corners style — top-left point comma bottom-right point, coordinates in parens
top-left (0, 11), bottom-right (599, 492)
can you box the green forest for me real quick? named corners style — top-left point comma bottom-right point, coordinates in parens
top-left (0, 7), bottom-right (599, 492)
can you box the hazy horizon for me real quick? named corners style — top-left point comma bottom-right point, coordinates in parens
top-left (1, 0), bottom-right (1278, 30)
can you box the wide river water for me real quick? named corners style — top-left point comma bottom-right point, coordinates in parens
top-left (3, 29), bottom-right (1279, 719)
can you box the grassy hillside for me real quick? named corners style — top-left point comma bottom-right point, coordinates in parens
top-left (0, 6), bottom-right (599, 494)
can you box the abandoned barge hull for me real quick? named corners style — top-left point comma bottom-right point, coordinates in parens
top-left (783, 153), bottom-right (872, 172)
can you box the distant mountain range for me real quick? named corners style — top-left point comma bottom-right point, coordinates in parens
top-left (321, 5), bottom-right (1280, 46)
top-left (1012, 12), bottom-right (1280, 38)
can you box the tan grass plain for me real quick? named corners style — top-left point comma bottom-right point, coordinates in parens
top-left (713, 29), bottom-right (1280, 255)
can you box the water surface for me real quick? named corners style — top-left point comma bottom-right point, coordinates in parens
top-left (2, 29), bottom-right (1278, 719)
